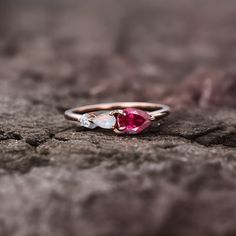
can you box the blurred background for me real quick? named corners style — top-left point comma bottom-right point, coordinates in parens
top-left (0, 0), bottom-right (236, 108)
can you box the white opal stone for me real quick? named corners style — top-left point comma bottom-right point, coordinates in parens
top-left (80, 114), bottom-right (97, 129)
top-left (93, 113), bottom-right (116, 129)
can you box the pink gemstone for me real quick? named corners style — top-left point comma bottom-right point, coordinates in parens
top-left (116, 108), bottom-right (151, 134)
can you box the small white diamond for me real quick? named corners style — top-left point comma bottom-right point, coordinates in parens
top-left (93, 113), bottom-right (116, 129)
top-left (80, 114), bottom-right (96, 129)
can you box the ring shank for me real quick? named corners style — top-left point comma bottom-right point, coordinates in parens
top-left (65, 102), bottom-right (170, 121)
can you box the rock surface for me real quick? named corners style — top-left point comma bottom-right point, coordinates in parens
top-left (0, 0), bottom-right (236, 235)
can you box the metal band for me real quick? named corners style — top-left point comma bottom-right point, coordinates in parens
top-left (65, 102), bottom-right (170, 121)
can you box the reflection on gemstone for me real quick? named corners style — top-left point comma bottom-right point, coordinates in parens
top-left (93, 113), bottom-right (116, 129)
top-left (116, 108), bottom-right (151, 134)
top-left (80, 114), bottom-right (97, 129)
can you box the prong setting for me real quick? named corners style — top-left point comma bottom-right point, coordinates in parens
top-left (113, 128), bottom-right (125, 134)
top-left (149, 115), bottom-right (156, 121)
top-left (109, 110), bottom-right (125, 116)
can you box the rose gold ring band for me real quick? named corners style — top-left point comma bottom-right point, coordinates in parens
top-left (64, 102), bottom-right (170, 134)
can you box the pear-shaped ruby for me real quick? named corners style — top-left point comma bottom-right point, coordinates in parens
top-left (116, 108), bottom-right (151, 134)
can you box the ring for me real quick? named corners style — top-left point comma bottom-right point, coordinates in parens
top-left (65, 102), bottom-right (170, 134)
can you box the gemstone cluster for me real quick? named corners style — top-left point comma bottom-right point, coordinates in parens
top-left (79, 108), bottom-right (151, 134)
